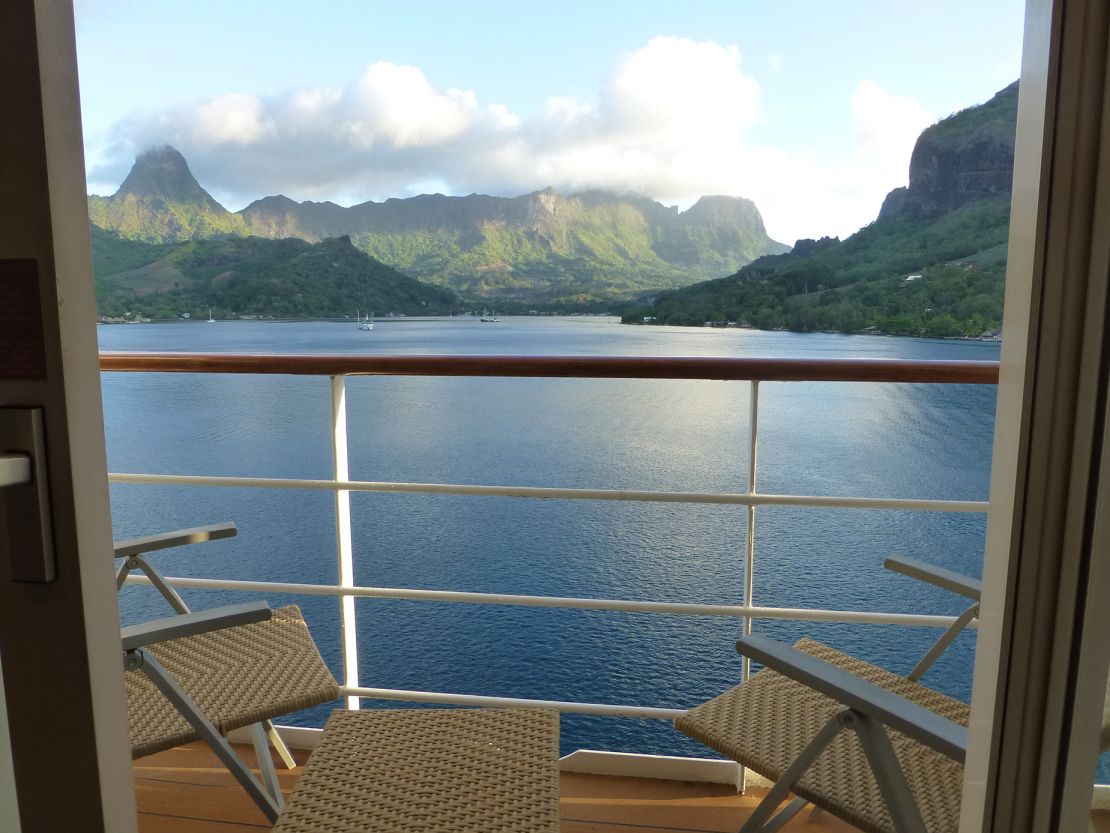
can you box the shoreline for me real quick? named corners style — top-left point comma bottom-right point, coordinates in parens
top-left (100, 315), bottom-right (490, 325)
top-left (97, 312), bottom-right (618, 325)
top-left (98, 315), bottom-right (1000, 342)
top-left (619, 320), bottom-right (1002, 343)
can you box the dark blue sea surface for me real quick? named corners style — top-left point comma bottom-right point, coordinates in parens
top-left (101, 317), bottom-right (1001, 759)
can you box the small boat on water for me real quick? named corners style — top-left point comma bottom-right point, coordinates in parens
top-left (357, 309), bottom-right (373, 330)
top-left (480, 309), bottom-right (500, 322)
top-left (207, 308), bottom-right (215, 323)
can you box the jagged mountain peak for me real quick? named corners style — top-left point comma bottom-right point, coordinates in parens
top-left (245, 194), bottom-right (299, 209)
top-left (89, 145), bottom-right (246, 242)
top-left (117, 145), bottom-right (218, 205)
top-left (681, 196), bottom-right (765, 230)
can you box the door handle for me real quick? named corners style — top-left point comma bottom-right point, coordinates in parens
top-left (0, 408), bottom-right (55, 582)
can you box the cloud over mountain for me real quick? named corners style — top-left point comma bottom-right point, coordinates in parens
top-left (90, 36), bottom-right (932, 243)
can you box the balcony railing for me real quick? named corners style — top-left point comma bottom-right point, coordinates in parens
top-left (100, 353), bottom-right (998, 723)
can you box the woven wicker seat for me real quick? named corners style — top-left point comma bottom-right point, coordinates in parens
top-left (675, 555), bottom-right (989, 833)
top-left (125, 604), bottom-right (340, 758)
top-left (677, 555), bottom-right (1110, 832)
top-left (273, 708), bottom-right (560, 833)
top-left (678, 638), bottom-right (968, 833)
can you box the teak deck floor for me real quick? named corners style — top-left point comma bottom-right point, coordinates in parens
top-left (134, 741), bottom-right (863, 833)
top-left (133, 741), bottom-right (1110, 832)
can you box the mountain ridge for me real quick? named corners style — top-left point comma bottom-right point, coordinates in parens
top-left (88, 150), bottom-right (787, 303)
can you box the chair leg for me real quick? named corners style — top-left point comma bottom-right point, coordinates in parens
top-left (753, 795), bottom-right (810, 833)
top-left (848, 712), bottom-right (928, 833)
top-left (129, 649), bottom-right (282, 823)
top-left (740, 715), bottom-right (845, 833)
top-left (250, 722), bottom-right (285, 811)
top-left (115, 560), bottom-right (131, 591)
top-left (265, 719), bottom-right (298, 769)
top-left (136, 557), bottom-right (191, 614)
top-left (907, 603), bottom-right (979, 682)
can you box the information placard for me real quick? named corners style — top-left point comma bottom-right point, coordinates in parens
top-left (0, 259), bottom-right (48, 380)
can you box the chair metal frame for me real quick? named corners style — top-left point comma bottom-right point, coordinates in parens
top-left (115, 522), bottom-right (298, 820)
top-left (731, 633), bottom-right (968, 833)
top-left (681, 555), bottom-right (982, 833)
top-left (123, 602), bottom-right (286, 821)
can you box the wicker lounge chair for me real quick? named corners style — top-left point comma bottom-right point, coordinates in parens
top-left (676, 555), bottom-right (984, 833)
top-left (118, 527), bottom-right (560, 829)
top-left (115, 523), bottom-right (330, 815)
top-left (680, 556), bottom-right (1110, 832)
top-left (123, 603), bottom-right (560, 830)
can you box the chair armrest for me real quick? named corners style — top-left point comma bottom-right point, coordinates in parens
top-left (114, 522), bottom-right (237, 560)
top-left (884, 554), bottom-right (981, 601)
top-left (121, 601), bottom-right (270, 651)
top-left (736, 634), bottom-right (967, 763)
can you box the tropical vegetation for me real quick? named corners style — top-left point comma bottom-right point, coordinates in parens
top-left (93, 228), bottom-right (458, 320)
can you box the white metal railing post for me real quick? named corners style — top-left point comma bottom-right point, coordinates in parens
top-left (743, 381), bottom-right (759, 676)
top-left (739, 380), bottom-right (760, 793)
top-left (329, 374), bottom-right (360, 710)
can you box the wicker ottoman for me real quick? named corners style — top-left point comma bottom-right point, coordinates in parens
top-left (272, 708), bottom-right (560, 833)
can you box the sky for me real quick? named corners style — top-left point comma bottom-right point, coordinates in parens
top-left (74, 0), bottom-right (1026, 245)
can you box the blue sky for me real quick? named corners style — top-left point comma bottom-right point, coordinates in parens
top-left (75, 0), bottom-right (1025, 243)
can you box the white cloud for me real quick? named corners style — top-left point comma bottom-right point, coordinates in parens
top-left (190, 94), bottom-right (275, 145)
top-left (736, 81), bottom-right (933, 243)
top-left (90, 40), bottom-right (933, 244)
top-left (852, 81), bottom-right (934, 183)
top-left (601, 38), bottom-right (758, 137)
top-left (343, 63), bottom-right (479, 148)
top-left (505, 36), bottom-right (761, 201)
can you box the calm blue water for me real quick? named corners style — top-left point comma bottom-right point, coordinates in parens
top-left (101, 317), bottom-right (1000, 758)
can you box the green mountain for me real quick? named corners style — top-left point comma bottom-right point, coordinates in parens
top-left (93, 227), bottom-right (458, 319)
top-left (88, 146), bottom-right (248, 241)
top-left (240, 188), bottom-right (789, 303)
top-left (88, 149), bottom-right (788, 304)
top-left (624, 82), bottom-right (1018, 337)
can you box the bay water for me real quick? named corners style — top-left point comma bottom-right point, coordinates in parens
top-left (100, 316), bottom-right (999, 758)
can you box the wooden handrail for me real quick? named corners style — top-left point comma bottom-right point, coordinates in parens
top-left (98, 353), bottom-right (1000, 384)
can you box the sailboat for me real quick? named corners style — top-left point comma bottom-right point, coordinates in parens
top-left (357, 309), bottom-right (373, 330)
top-left (207, 308), bottom-right (215, 323)
top-left (480, 309), bottom-right (500, 322)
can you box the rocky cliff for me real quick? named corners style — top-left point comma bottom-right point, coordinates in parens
top-left (879, 81), bottom-right (1018, 220)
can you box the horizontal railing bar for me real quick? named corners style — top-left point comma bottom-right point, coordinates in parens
top-left (122, 574), bottom-right (971, 628)
top-left (99, 353), bottom-right (1000, 384)
top-left (344, 686), bottom-right (685, 720)
top-left (107, 472), bottom-right (989, 513)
